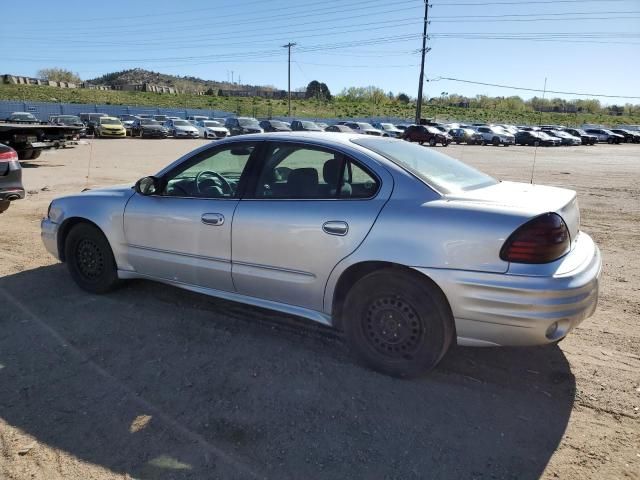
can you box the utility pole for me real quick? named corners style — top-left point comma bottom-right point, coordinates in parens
top-left (283, 42), bottom-right (297, 117)
top-left (415, 1), bottom-right (430, 124)
top-left (231, 71), bottom-right (234, 84)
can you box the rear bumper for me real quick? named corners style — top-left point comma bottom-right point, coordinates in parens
top-left (414, 232), bottom-right (602, 347)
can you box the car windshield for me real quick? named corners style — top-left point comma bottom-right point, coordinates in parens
top-left (380, 123), bottom-right (395, 129)
top-left (352, 138), bottom-right (497, 193)
top-left (12, 113), bottom-right (35, 119)
top-left (239, 118), bottom-right (260, 127)
top-left (358, 123), bottom-right (375, 129)
top-left (141, 120), bottom-right (160, 125)
top-left (425, 126), bottom-right (440, 134)
top-left (58, 116), bottom-right (81, 124)
top-left (270, 121), bottom-right (288, 128)
top-left (203, 121), bottom-right (222, 127)
top-left (301, 121), bottom-right (320, 129)
top-left (101, 118), bottom-right (121, 125)
top-left (173, 120), bottom-right (189, 126)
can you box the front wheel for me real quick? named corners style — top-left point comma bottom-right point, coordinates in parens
top-left (492, 137), bottom-right (500, 147)
top-left (342, 269), bottom-right (454, 377)
top-left (64, 223), bottom-right (120, 294)
top-left (428, 137), bottom-right (436, 147)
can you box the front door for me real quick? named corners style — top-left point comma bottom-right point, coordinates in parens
top-left (231, 141), bottom-right (392, 312)
top-left (124, 142), bottom-right (258, 291)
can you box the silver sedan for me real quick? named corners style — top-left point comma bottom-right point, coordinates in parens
top-left (41, 133), bottom-right (601, 377)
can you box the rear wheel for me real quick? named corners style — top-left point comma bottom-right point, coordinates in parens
top-left (139, 130), bottom-right (144, 138)
top-left (492, 137), bottom-right (500, 147)
top-left (428, 137), bottom-right (436, 147)
top-left (30, 149), bottom-right (41, 159)
top-left (64, 223), bottom-right (119, 294)
top-left (342, 269), bottom-right (454, 377)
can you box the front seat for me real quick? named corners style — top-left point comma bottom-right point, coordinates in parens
top-left (323, 158), bottom-right (352, 197)
top-left (287, 168), bottom-right (319, 198)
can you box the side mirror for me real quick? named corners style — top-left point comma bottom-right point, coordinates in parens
top-left (135, 176), bottom-right (161, 196)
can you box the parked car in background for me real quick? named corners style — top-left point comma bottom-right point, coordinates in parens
top-left (130, 119), bottom-right (169, 139)
top-left (49, 115), bottom-right (86, 138)
top-left (341, 122), bottom-right (385, 136)
top-left (542, 129), bottom-right (582, 146)
top-left (79, 113), bottom-right (108, 136)
top-left (316, 122), bottom-right (329, 130)
top-left (475, 126), bottom-right (515, 146)
top-left (164, 119), bottom-right (200, 138)
top-left (372, 122), bottom-right (403, 138)
top-left (153, 115), bottom-right (168, 123)
top-left (611, 129), bottom-right (640, 143)
top-left (95, 117), bottom-right (126, 138)
top-left (325, 124), bottom-right (356, 133)
top-left (6, 112), bottom-right (39, 124)
top-left (562, 128), bottom-right (597, 145)
top-left (584, 128), bottom-right (624, 144)
top-left (291, 120), bottom-right (323, 132)
top-left (41, 133), bottom-right (601, 377)
top-left (225, 117), bottom-right (263, 136)
top-left (118, 115), bottom-right (139, 136)
top-left (402, 125), bottom-right (450, 146)
top-left (196, 120), bottom-right (230, 139)
top-left (259, 120), bottom-right (292, 132)
top-left (210, 117), bottom-right (227, 124)
top-left (449, 127), bottom-right (483, 145)
top-left (515, 130), bottom-right (559, 147)
top-left (187, 115), bottom-right (209, 123)
top-left (0, 144), bottom-right (25, 214)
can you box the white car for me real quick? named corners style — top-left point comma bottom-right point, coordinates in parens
top-left (195, 120), bottom-right (230, 139)
top-left (474, 126), bottom-right (515, 146)
top-left (341, 122), bottom-right (387, 136)
top-left (372, 122), bottom-right (403, 138)
top-left (164, 119), bottom-right (199, 138)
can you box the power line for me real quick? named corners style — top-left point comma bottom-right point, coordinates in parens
top-left (427, 76), bottom-right (640, 99)
top-left (438, 0), bottom-right (630, 5)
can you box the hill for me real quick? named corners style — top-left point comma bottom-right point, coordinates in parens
top-left (86, 68), bottom-right (274, 95)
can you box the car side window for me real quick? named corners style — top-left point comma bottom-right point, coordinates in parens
top-left (252, 144), bottom-right (379, 200)
top-left (162, 143), bottom-right (256, 199)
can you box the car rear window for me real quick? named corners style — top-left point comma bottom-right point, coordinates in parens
top-left (352, 138), bottom-right (497, 193)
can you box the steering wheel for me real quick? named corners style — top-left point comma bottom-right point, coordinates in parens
top-left (195, 170), bottom-right (231, 195)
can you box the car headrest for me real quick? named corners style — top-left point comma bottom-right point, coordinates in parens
top-left (287, 168), bottom-right (319, 197)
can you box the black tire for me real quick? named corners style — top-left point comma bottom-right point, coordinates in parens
top-left (139, 129), bottom-right (144, 138)
top-left (342, 269), bottom-right (454, 377)
top-left (442, 140), bottom-right (449, 147)
top-left (492, 137), bottom-right (500, 147)
top-left (30, 149), bottom-right (41, 159)
top-left (428, 137), bottom-right (436, 147)
top-left (18, 149), bottom-right (34, 160)
top-left (64, 223), bottom-right (119, 294)
top-left (455, 140), bottom-right (461, 145)
top-left (533, 140), bottom-right (540, 147)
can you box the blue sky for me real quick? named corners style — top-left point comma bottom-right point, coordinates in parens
top-left (2, 0), bottom-right (639, 104)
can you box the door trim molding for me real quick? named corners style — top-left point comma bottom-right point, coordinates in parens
top-left (128, 244), bottom-right (230, 264)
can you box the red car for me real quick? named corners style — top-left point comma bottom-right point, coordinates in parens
top-left (401, 125), bottom-right (451, 146)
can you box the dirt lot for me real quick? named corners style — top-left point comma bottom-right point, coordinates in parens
top-left (0, 138), bottom-right (638, 480)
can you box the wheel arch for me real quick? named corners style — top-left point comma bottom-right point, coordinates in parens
top-left (329, 261), bottom-right (454, 334)
top-left (57, 217), bottom-right (104, 262)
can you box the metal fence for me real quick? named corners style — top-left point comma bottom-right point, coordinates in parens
top-left (0, 100), bottom-right (235, 122)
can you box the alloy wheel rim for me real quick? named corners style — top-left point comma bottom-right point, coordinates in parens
top-left (364, 296), bottom-right (423, 359)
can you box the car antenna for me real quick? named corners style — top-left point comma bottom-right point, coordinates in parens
top-left (83, 137), bottom-right (94, 191)
top-left (530, 77), bottom-right (547, 184)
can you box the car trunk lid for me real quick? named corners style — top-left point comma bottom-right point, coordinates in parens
top-left (445, 181), bottom-right (580, 244)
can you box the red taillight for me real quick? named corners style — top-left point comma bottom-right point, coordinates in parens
top-left (500, 213), bottom-right (570, 264)
top-left (0, 149), bottom-right (18, 162)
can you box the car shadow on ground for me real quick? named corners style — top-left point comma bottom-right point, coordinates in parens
top-left (0, 264), bottom-right (575, 480)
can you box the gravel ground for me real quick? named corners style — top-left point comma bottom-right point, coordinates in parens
top-left (0, 138), bottom-right (638, 480)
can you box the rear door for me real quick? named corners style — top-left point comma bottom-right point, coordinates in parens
top-left (231, 141), bottom-right (393, 311)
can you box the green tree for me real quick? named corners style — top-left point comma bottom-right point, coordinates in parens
top-left (305, 80), bottom-right (332, 101)
top-left (397, 93), bottom-right (411, 104)
top-left (37, 68), bottom-right (81, 84)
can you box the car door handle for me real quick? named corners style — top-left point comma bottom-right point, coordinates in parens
top-left (201, 213), bottom-right (225, 226)
top-left (322, 221), bottom-right (348, 236)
